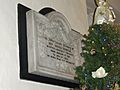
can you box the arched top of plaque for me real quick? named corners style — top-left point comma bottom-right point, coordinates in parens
top-left (45, 11), bottom-right (71, 34)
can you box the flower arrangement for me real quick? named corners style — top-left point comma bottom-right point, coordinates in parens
top-left (73, 0), bottom-right (120, 89)
top-left (74, 23), bottom-right (120, 90)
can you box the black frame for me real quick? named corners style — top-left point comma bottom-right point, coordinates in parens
top-left (18, 3), bottom-right (79, 88)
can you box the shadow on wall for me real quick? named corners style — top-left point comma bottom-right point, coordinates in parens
top-left (39, 7), bottom-right (56, 15)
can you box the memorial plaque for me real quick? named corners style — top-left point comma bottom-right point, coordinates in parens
top-left (18, 4), bottom-right (82, 88)
top-left (26, 10), bottom-right (82, 80)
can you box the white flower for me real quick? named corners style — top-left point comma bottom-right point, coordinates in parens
top-left (92, 67), bottom-right (108, 78)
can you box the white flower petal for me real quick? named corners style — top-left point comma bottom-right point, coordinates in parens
top-left (91, 67), bottom-right (108, 78)
top-left (92, 72), bottom-right (96, 78)
top-left (97, 67), bottom-right (105, 74)
top-left (103, 73), bottom-right (108, 77)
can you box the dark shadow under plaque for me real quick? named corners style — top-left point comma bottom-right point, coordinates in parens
top-left (18, 3), bottom-right (82, 88)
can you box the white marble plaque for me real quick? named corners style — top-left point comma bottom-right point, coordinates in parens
top-left (26, 10), bottom-right (82, 80)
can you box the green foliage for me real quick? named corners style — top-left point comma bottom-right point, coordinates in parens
top-left (75, 23), bottom-right (120, 90)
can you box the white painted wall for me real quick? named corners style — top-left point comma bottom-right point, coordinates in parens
top-left (0, 0), bottom-right (88, 90)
